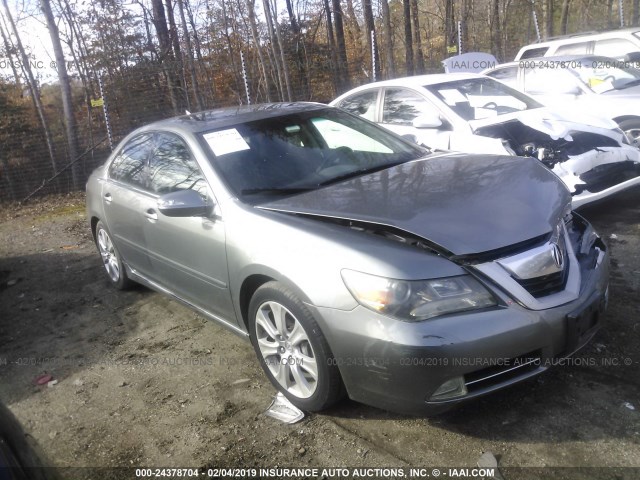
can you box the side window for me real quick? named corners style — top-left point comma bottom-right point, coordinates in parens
top-left (382, 89), bottom-right (440, 126)
top-left (593, 38), bottom-right (639, 58)
top-left (555, 41), bottom-right (591, 55)
top-left (108, 133), bottom-right (154, 188)
top-left (486, 67), bottom-right (518, 88)
top-left (518, 47), bottom-right (549, 59)
top-left (338, 90), bottom-right (378, 121)
top-left (149, 133), bottom-right (208, 198)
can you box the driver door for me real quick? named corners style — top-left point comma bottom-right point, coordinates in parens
top-left (143, 132), bottom-right (235, 322)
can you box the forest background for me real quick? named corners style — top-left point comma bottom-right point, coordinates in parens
top-left (1, 0), bottom-right (638, 201)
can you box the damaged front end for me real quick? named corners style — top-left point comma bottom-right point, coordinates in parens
top-left (474, 117), bottom-right (640, 207)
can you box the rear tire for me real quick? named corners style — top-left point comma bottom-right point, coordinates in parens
top-left (248, 281), bottom-right (344, 411)
top-left (94, 220), bottom-right (132, 290)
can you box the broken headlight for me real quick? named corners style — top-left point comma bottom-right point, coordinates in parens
top-left (341, 270), bottom-right (497, 321)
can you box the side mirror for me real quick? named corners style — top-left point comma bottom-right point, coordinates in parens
top-left (412, 112), bottom-right (442, 129)
top-left (157, 189), bottom-right (211, 217)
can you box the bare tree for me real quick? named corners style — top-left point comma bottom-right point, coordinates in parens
top-left (151, 0), bottom-right (181, 112)
top-left (379, 0), bottom-right (395, 78)
top-left (490, 0), bottom-right (502, 60)
top-left (403, 0), bottom-right (414, 75)
top-left (41, 0), bottom-right (81, 188)
top-left (331, 0), bottom-right (350, 91)
top-left (177, 0), bottom-right (204, 110)
top-left (1, 0), bottom-right (58, 182)
top-left (362, 0), bottom-right (380, 79)
top-left (246, 0), bottom-right (272, 101)
top-left (410, 0), bottom-right (424, 73)
top-left (560, 0), bottom-right (570, 34)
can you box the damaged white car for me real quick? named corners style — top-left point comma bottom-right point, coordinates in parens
top-left (330, 73), bottom-right (640, 207)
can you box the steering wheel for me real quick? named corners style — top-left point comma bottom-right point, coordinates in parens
top-left (482, 102), bottom-right (498, 109)
top-left (317, 146), bottom-right (358, 172)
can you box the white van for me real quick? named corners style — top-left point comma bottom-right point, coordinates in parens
top-left (515, 28), bottom-right (640, 60)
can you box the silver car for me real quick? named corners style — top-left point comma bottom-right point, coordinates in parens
top-left (86, 103), bottom-right (609, 415)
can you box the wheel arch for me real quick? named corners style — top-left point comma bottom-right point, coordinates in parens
top-left (237, 269), bottom-right (314, 333)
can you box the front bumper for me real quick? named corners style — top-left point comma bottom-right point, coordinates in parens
top-left (310, 226), bottom-right (609, 416)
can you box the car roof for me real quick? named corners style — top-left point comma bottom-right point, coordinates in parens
top-left (346, 72), bottom-right (483, 89)
top-left (521, 27), bottom-right (640, 45)
top-left (331, 73), bottom-right (485, 102)
top-left (135, 102), bottom-right (329, 137)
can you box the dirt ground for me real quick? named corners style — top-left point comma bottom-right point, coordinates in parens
top-left (0, 189), bottom-right (639, 480)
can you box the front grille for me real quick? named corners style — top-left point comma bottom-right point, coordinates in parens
top-left (513, 265), bottom-right (569, 298)
top-left (464, 350), bottom-right (542, 393)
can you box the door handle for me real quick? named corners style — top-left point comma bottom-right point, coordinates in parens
top-left (103, 193), bottom-right (112, 203)
top-left (144, 209), bottom-right (158, 221)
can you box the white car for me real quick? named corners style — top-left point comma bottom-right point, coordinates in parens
top-left (514, 28), bottom-right (640, 61)
top-left (330, 73), bottom-right (640, 208)
top-left (484, 55), bottom-right (640, 145)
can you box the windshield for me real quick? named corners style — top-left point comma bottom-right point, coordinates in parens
top-left (201, 108), bottom-right (427, 202)
top-left (569, 56), bottom-right (640, 93)
top-left (424, 77), bottom-right (542, 121)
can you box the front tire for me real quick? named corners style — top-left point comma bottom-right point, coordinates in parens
top-left (94, 220), bottom-right (132, 290)
top-left (248, 281), bottom-right (344, 411)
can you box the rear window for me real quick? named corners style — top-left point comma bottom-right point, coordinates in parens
top-left (555, 41), bottom-right (591, 55)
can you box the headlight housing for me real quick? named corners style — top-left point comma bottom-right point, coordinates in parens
top-left (341, 270), bottom-right (498, 322)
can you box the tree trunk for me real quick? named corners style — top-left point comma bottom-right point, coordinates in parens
top-left (410, 0), bottom-right (424, 73)
top-left (459, 0), bottom-right (470, 53)
top-left (177, 0), bottom-right (203, 110)
top-left (542, 0), bottom-right (554, 39)
top-left (560, 0), bottom-right (570, 34)
top-left (490, 0), bottom-right (502, 60)
top-left (444, 0), bottom-right (455, 56)
top-left (362, 0), bottom-right (381, 79)
top-left (262, 0), bottom-right (286, 100)
top-left (379, 0), bottom-right (395, 78)
top-left (268, 0), bottom-right (293, 100)
top-left (184, 0), bottom-right (216, 104)
top-left (331, 0), bottom-right (350, 91)
top-left (285, 0), bottom-right (310, 98)
top-left (323, 0), bottom-right (340, 93)
top-left (634, 0), bottom-right (639, 26)
top-left (246, 0), bottom-right (272, 102)
top-left (151, 0), bottom-right (181, 112)
top-left (403, 0), bottom-right (414, 75)
top-left (1, 0), bottom-right (59, 185)
top-left (41, 0), bottom-right (81, 189)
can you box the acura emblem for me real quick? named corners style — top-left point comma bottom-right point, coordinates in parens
top-left (551, 243), bottom-right (564, 269)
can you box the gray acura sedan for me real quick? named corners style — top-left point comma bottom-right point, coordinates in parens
top-left (86, 103), bottom-right (609, 415)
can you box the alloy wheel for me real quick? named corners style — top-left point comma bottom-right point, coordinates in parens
top-left (254, 301), bottom-right (318, 398)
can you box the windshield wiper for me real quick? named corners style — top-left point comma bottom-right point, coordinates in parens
top-left (240, 187), bottom-right (315, 195)
top-left (318, 160), bottom-right (409, 187)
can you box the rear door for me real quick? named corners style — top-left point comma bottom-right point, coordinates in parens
top-left (103, 133), bottom-right (156, 276)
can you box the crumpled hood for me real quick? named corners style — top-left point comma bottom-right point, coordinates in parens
top-left (469, 107), bottom-right (620, 142)
top-left (259, 153), bottom-right (571, 256)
